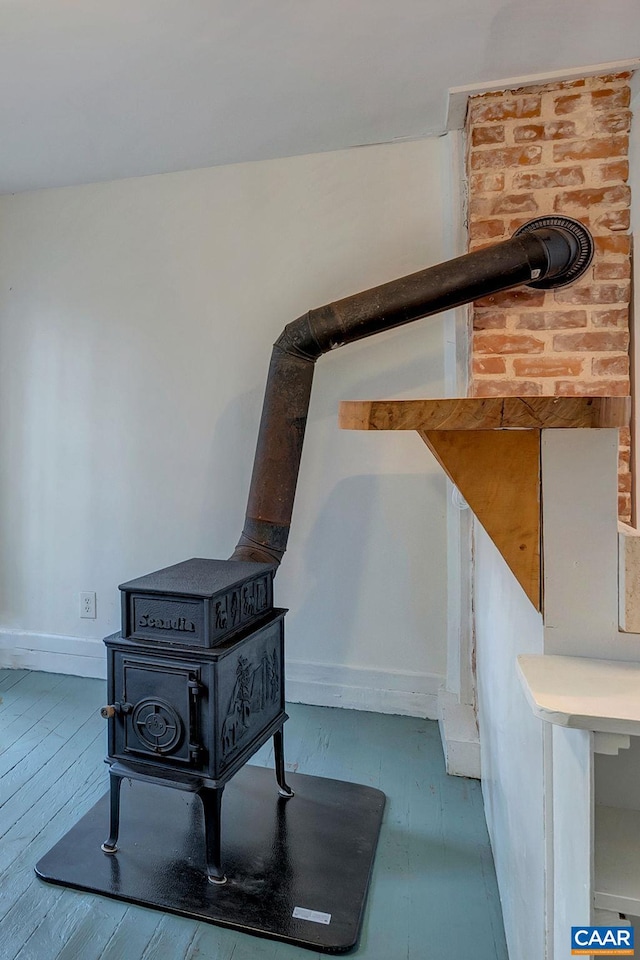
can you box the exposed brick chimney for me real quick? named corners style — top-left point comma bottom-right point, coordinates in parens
top-left (465, 72), bottom-right (633, 521)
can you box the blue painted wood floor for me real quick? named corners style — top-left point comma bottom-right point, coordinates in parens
top-left (0, 669), bottom-right (508, 959)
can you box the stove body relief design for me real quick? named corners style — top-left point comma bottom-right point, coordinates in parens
top-left (100, 557), bottom-right (293, 883)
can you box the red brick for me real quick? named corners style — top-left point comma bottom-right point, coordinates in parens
top-left (592, 308), bottom-right (629, 328)
top-left (547, 120), bottom-right (580, 139)
top-left (469, 172), bottom-right (505, 193)
top-left (490, 193), bottom-right (538, 214)
top-left (554, 94), bottom-right (585, 115)
top-left (472, 380), bottom-right (541, 397)
top-left (565, 213), bottom-right (592, 229)
top-left (475, 288), bottom-right (545, 309)
top-left (594, 111), bottom-right (632, 135)
top-left (469, 219), bottom-right (506, 241)
top-left (513, 357), bottom-right (584, 377)
top-left (512, 79), bottom-right (585, 95)
top-left (620, 427), bottom-right (631, 446)
top-left (594, 235), bottom-right (631, 256)
top-left (594, 209), bottom-right (630, 232)
top-left (552, 330), bottom-right (629, 352)
top-left (598, 160), bottom-right (629, 182)
top-left (592, 355), bottom-right (630, 376)
top-left (619, 466), bottom-right (633, 503)
top-left (593, 233), bottom-right (631, 257)
top-left (619, 471), bottom-right (633, 494)
top-left (554, 283), bottom-right (629, 305)
top-left (513, 167), bottom-right (584, 189)
top-left (591, 87), bottom-right (631, 109)
top-left (469, 96), bottom-right (541, 123)
top-left (514, 121), bottom-right (578, 141)
top-left (472, 125), bottom-right (506, 145)
top-left (473, 357), bottom-right (507, 375)
top-left (473, 311), bottom-right (507, 330)
top-left (595, 72), bottom-right (633, 82)
top-left (469, 239), bottom-right (499, 252)
top-left (468, 196), bottom-right (487, 216)
top-left (508, 216), bottom-right (536, 232)
top-left (470, 146), bottom-right (542, 170)
top-left (513, 124), bottom-right (543, 142)
top-left (594, 261), bottom-right (631, 280)
top-left (553, 185), bottom-right (631, 208)
top-left (515, 310), bottom-right (587, 330)
top-left (553, 137), bottom-right (629, 162)
top-left (555, 379), bottom-right (630, 396)
top-left (619, 494), bottom-right (631, 522)
top-left (620, 470), bottom-right (632, 494)
top-left (619, 491), bottom-right (631, 522)
top-left (474, 333), bottom-right (545, 354)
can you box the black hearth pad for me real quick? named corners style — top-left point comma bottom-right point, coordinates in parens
top-left (35, 765), bottom-right (385, 954)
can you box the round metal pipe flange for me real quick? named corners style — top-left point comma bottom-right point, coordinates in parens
top-left (513, 215), bottom-right (594, 289)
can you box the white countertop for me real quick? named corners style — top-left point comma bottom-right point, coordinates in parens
top-left (517, 654), bottom-right (640, 736)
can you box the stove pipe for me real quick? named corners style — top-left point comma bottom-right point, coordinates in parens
top-left (230, 215), bottom-right (593, 567)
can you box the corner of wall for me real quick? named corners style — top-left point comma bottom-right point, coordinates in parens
top-left (0, 630), bottom-right (106, 680)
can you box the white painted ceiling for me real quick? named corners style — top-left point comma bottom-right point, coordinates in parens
top-left (1, 0), bottom-right (638, 194)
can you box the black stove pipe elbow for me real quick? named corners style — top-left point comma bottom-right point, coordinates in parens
top-left (230, 216), bottom-right (593, 566)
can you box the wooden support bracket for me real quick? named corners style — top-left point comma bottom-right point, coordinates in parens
top-left (420, 428), bottom-right (541, 608)
top-left (339, 396), bottom-right (629, 612)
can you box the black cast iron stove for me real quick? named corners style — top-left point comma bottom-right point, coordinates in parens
top-left (100, 557), bottom-right (293, 884)
top-left (35, 218), bottom-right (595, 950)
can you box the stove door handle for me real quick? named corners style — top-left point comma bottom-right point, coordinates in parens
top-left (100, 701), bottom-right (133, 718)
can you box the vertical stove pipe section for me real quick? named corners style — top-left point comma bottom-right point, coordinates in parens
top-left (230, 218), bottom-right (593, 567)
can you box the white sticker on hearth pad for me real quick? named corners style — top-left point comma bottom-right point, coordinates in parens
top-left (292, 906), bottom-right (331, 924)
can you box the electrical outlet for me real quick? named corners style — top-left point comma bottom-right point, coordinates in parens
top-left (80, 591), bottom-right (96, 619)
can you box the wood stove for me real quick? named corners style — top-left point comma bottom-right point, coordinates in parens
top-left (100, 557), bottom-right (293, 884)
top-left (35, 219), bottom-right (593, 950)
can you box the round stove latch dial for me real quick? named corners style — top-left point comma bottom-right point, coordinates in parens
top-left (132, 697), bottom-right (183, 754)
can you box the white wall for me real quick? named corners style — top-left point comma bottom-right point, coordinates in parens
top-left (0, 138), bottom-right (449, 713)
top-left (476, 428), bottom-right (626, 959)
top-left (474, 524), bottom-right (547, 960)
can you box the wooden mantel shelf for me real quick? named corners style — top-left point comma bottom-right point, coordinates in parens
top-left (339, 396), bottom-right (630, 611)
top-left (339, 396), bottom-right (629, 432)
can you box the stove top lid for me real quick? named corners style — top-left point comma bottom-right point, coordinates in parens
top-left (118, 558), bottom-right (276, 598)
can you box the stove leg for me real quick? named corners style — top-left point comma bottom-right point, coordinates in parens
top-left (199, 787), bottom-right (227, 885)
top-left (101, 770), bottom-right (123, 854)
top-left (273, 728), bottom-right (294, 798)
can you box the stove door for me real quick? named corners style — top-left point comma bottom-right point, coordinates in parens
top-left (112, 653), bottom-right (204, 768)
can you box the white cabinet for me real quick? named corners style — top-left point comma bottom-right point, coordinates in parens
top-left (519, 654), bottom-right (640, 931)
